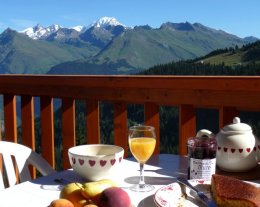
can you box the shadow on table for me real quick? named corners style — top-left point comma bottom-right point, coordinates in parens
top-left (137, 194), bottom-right (156, 207)
top-left (147, 168), bottom-right (187, 178)
top-left (124, 176), bottom-right (175, 186)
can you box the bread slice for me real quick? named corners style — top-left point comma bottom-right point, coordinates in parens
top-left (211, 174), bottom-right (260, 207)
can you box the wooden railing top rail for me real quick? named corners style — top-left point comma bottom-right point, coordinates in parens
top-left (1, 75), bottom-right (260, 108)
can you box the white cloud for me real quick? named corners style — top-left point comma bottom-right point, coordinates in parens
top-left (9, 19), bottom-right (37, 31)
top-left (0, 21), bottom-right (7, 29)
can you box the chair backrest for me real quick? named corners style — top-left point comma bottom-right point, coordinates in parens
top-left (0, 141), bottom-right (55, 190)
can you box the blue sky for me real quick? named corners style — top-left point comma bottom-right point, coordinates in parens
top-left (0, 0), bottom-right (259, 38)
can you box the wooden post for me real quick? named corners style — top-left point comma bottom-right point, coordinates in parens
top-left (21, 95), bottom-right (36, 178)
top-left (219, 107), bottom-right (239, 128)
top-left (21, 96), bottom-right (35, 149)
top-left (114, 102), bottom-right (128, 157)
top-left (4, 94), bottom-right (17, 143)
top-left (144, 102), bottom-right (160, 154)
top-left (179, 105), bottom-right (196, 155)
top-left (40, 97), bottom-right (55, 168)
top-left (86, 100), bottom-right (100, 144)
top-left (62, 98), bottom-right (76, 169)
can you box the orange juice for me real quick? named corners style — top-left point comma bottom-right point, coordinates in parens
top-left (129, 138), bottom-right (156, 163)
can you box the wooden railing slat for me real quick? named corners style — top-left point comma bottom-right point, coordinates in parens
top-left (21, 96), bottom-right (35, 149)
top-left (86, 100), bottom-right (100, 144)
top-left (179, 104), bottom-right (196, 155)
top-left (21, 95), bottom-right (36, 178)
top-left (144, 102), bottom-right (160, 154)
top-left (0, 97), bottom-right (1, 174)
top-left (62, 98), bottom-right (76, 169)
top-left (40, 97), bottom-right (55, 168)
top-left (219, 107), bottom-right (239, 128)
top-left (3, 94), bottom-right (17, 143)
top-left (114, 102), bottom-right (128, 157)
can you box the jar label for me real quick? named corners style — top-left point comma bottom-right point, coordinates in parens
top-left (189, 158), bottom-right (216, 180)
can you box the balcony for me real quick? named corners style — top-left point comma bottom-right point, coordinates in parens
top-left (1, 75), bottom-right (260, 172)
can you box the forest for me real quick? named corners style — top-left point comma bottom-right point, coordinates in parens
top-left (21, 41), bottom-right (260, 170)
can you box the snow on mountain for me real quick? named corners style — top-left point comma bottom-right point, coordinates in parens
top-left (20, 17), bottom-right (127, 39)
top-left (90, 17), bottom-right (126, 28)
top-left (71, 25), bottom-right (85, 32)
top-left (20, 24), bottom-right (62, 39)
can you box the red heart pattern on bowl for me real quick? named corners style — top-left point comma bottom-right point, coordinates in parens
top-left (89, 160), bottom-right (95, 166)
top-left (71, 156), bottom-right (123, 167)
top-left (100, 160), bottom-right (107, 166)
top-left (79, 159), bottom-right (84, 165)
top-left (110, 159), bottom-right (116, 165)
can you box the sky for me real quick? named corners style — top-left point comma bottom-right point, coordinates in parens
top-left (0, 0), bottom-right (259, 38)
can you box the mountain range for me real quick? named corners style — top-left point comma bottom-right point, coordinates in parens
top-left (0, 17), bottom-right (258, 74)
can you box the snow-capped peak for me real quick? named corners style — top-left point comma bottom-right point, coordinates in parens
top-left (47, 24), bottom-right (61, 33)
top-left (19, 17), bottom-right (127, 40)
top-left (71, 25), bottom-right (85, 32)
top-left (90, 17), bottom-right (125, 28)
top-left (20, 24), bottom-right (62, 39)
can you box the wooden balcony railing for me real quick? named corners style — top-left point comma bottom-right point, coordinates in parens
top-left (1, 75), bottom-right (260, 171)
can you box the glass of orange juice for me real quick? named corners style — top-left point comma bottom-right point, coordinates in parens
top-left (128, 125), bottom-right (156, 192)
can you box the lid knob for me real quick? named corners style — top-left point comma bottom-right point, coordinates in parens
top-left (233, 117), bottom-right (240, 124)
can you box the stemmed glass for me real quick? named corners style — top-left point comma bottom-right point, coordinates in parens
top-left (128, 125), bottom-right (156, 192)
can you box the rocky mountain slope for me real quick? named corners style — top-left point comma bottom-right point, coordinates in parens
top-left (0, 17), bottom-right (257, 74)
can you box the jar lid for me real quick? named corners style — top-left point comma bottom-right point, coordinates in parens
top-left (222, 117), bottom-right (251, 132)
top-left (187, 130), bottom-right (216, 148)
top-left (187, 137), bottom-right (216, 148)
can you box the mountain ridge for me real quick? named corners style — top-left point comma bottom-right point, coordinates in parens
top-left (0, 17), bottom-right (258, 74)
top-left (19, 17), bottom-right (257, 41)
top-left (49, 21), bottom-right (252, 74)
top-left (0, 29), bottom-right (99, 74)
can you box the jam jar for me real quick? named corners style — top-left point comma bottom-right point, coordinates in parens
top-left (187, 129), bottom-right (217, 180)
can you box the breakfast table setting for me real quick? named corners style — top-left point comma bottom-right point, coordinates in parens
top-left (0, 153), bottom-right (259, 207)
top-left (0, 154), bottom-right (191, 207)
top-left (0, 118), bottom-right (260, 207)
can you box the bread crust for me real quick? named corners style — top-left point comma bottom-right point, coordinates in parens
top-left (211, 174), bottom-right (260, 207)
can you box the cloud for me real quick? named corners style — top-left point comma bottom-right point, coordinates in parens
top-left (60, 13), bottom-right (94, 26)
top-left (61, 14), bottom-right (82, 22)
top-left (9, 19), bottom-right (37, 31)
top-left (0, 21), bottom-right (7, 30)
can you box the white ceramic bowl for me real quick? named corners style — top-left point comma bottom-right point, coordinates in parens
top-left (68, 144), bottom-right (124, 181)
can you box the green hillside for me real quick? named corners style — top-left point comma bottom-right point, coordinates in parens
top-left (0, 29), bottom-right (99, 74)
top-left (48, 22), bottom-right (248, 74)
top-left (90, 22), bottom-right (246, 68)
top-left (197, 41), bottom-right (260, 66)
top-left (141, 41), bottom-right (260, 76)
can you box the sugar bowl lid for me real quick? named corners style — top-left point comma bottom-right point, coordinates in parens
top-left (221, 117), bottom-right (252, 133)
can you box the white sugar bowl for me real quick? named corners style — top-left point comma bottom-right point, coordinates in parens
top-left (216, 117), bottom-right (258, 172)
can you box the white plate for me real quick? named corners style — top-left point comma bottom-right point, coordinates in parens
top-left (154, 179), bottom-right (211, 207)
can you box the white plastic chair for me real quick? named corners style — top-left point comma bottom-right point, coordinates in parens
top-left (0, 140), bottom-right (55, 190)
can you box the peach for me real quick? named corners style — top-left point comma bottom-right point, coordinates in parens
top-left (98, 187), bottom-right (131, 207)
top-left (49, 198), bottom-right (74, 207)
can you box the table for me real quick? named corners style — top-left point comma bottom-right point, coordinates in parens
top-left (0, 154), bottom-right (259, 207)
